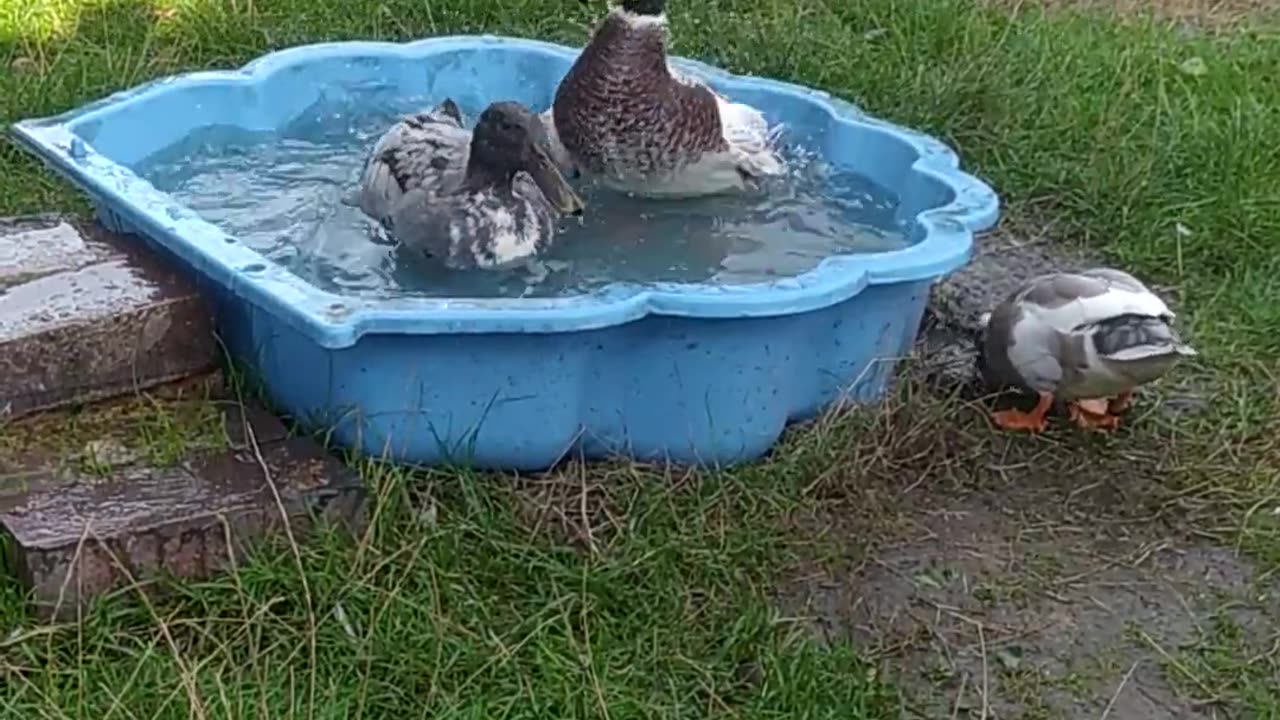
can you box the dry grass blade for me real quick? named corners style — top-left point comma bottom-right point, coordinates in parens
top-left (1099, 660), bottom-right (1141, 720)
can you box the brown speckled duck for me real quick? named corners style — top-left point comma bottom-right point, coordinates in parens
top-left (977, 268), bottom-right (1197, 432)
top-left (552, 0), bottom-right (785, 198)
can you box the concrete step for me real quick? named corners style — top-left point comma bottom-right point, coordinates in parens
top-left (0, 402), bottom-right (366, 619)
top-left (1, 214), bottom-right (217, 420)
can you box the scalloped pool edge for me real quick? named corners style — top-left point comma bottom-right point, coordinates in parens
top-left (11, 35), bottom-right (1000, 350)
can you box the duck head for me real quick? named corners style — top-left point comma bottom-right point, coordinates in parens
top-left (466, 101), bottom-right (586, 216)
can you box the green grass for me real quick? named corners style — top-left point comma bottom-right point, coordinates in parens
top-left (2, 0), bottom-right (1279, 717)
top-left (0, 457), bottom-right (897, 717)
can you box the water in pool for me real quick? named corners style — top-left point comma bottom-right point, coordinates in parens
top-left (137, 98), bottom-right (911, 299)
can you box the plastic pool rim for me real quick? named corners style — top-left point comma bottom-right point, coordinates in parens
top-left (11, 34), bottom-right (1001, 350)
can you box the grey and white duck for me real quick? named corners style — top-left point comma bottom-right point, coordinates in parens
top-left (356, 97), bottom-right (470, 226)
top-left (977, 268), bottom-right (1197, 432)
top-left (552, 0), bottom-right (785, 198)
top-left (369, 101), bottom-right (585, 270)
top-left (356, 99), bottom-right (573, 230)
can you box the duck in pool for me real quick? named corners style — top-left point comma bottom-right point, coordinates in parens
top-left (357, 100), bottom-right (584, 270)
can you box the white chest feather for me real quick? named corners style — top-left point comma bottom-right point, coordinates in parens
top-left (483, 205), bottom-right (528, 264)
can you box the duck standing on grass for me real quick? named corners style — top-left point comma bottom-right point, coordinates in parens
top-left (361, 100), bottom-right (585, 270)
top-left (977, 268), bottom-right (1197, 432)
top-left (552, 0), bottom-right (785, 198)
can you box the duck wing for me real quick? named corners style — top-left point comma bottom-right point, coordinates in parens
top-left (357, 107), bottom-right (471, 225)
top-left (713, 94), bottom-right (784, 179)
top-left (1014, 270), bottom-right (1173, 334)
top-left (1070, 269), bottom-right (1193, 361)
top-left (690, 73), bottom-right (784, 179)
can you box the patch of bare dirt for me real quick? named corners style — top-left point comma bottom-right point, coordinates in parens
top-left (783, 483), bottom-right (1277, 718)
top-left (770, 354), bottom-right (1280, 717)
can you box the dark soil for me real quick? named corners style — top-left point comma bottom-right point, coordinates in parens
top-left (784, 489), bottom-right (1276, 718)
top-left (777, 225), bottom-right (1278, 718)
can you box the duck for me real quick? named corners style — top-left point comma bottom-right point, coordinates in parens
top-left (356, 99), bottom-right (574, 229)
top-left (356, 98), bottom-right (470, 226)
top-left (976, 267), bottom-right (1197, 432)
top-left (378, 101), bottom-right (586, 270)
top-left (551, 0), bottom-right (785, 198)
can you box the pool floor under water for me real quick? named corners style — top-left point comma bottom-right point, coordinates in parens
top-left (137, 99), bottom-right (911, 300)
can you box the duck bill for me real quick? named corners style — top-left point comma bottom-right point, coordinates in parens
top-left (528, 145), bottom-right (585, 216)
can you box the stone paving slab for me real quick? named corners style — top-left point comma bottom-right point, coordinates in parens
top-left (0, 403), bottom-right (366, 620)
top-left (1, 214), bottom-right (217, 420)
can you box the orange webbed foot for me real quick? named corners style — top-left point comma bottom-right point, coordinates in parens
top-left (992, 409), bottom-right (1049, 432)
top-left (1108, 391), bottom-right (1135, 414)
top-left (1068, 399), bottom-right (1121, 430)
top-left (991, 391), bottom-right (1053, 433)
